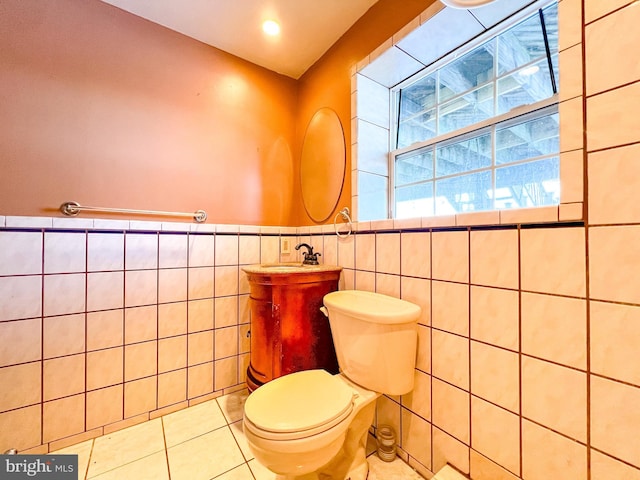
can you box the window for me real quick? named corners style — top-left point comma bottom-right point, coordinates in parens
top-left (392, 2), bottom-right (559, 219)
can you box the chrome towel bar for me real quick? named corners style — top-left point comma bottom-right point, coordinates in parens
top-left (60, 201), bottom-right (207, 223)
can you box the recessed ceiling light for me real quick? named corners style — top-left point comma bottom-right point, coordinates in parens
top-left (262, 20), bottom-right (281, 36)
top-left (440, 0), bottom-right (496, 8)
top-left (519, 65), bottom-right (540, 77)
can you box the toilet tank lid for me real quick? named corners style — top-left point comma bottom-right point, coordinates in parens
top-left (323, 290), bottom-right (421, 324)
top-left (244, 370), bottom-right (354, 434)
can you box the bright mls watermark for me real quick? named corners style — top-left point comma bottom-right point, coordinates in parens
top-left (0, 455), bottom-right (77, 479)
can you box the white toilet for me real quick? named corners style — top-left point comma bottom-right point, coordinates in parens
top-left (243, 290), bottom-right (421, 480)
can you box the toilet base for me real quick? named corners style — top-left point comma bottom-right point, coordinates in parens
top-left (276, 400), bottom-right (375, 480)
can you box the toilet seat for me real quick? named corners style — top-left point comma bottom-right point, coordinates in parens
top-left (244, 369), bottom-right (355, 441)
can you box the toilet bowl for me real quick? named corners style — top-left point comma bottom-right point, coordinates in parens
top-left (243, 369), bottom-right (379, 479)
top-left (243, 290), bottom-right (421, 480)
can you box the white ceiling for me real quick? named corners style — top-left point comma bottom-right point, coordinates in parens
top-left (100, 0), bottom-right (380, 79)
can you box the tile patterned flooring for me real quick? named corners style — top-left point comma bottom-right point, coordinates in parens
top-left (51, 389), bottom-right (425, 480)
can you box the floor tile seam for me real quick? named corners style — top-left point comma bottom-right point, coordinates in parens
top-left (86, 449), bottom-right (169, 480)
top-left (227, 420), bottom-right (253, 463)
top-left (164, 421), bottom-right (231, 450)
top-left (160, 415), bottom-right (172, 480)
top-left (208, 460), bottom-right (253, 480)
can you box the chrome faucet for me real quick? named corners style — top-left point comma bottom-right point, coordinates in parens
top-left (295, 243), bottom-right (321, 265)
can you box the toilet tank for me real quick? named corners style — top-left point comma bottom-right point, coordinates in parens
top-left (322, 290), bottom-right (421, 396)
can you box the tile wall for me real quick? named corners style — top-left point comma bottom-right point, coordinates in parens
top-left (0, 216), bottom-right (294, 453)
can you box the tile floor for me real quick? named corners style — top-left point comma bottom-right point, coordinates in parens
top-left (50, 389), bottom-right (426, 480)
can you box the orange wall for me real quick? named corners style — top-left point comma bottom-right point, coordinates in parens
top-left (0, 0), bottom-right (298, 226)
top-left (0, 0), bottom-right (433, 226)
top-left (294, 0), bottom-right (437, 225)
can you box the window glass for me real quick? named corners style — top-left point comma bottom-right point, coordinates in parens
top-left (392, 2), bottom-right (559, 219)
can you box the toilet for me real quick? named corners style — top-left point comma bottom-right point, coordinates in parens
top-left (243, 290), bottom-right (421, 480)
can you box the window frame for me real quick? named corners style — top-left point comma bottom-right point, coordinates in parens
top-left (389, 0), bottom-right (559, 219)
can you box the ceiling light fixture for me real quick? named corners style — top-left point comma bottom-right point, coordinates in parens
top-left (262, 20), bottom-right (281, 36)
top-left (440, 0), bottom-right (497, 8)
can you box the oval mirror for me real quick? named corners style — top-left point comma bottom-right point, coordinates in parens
top-left (300, 108), bottom-right (346, 223)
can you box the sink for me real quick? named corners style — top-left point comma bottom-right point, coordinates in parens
top-left (243, 263), bottom-right (342, 275)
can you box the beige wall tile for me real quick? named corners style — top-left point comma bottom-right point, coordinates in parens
top-left (559, 44), bottom-right (583, 101)
top-left (456, 210), bottom-right (500, 227)
top-left (188, 331), bottom-right (214, 366)
top-left (432, 378), bottom-right (470, 444)
top-left (432, 427), bottom-right (469, 475)
top-left (125, 341), bottom-right (157, 382)
top-left (559, 97), bottom-right (584, 153)
top-left (560, 149), bottom-right (584, 204)
top-left (591, 301), bottom-right (640, 386)
top-left (215, 296), bottom-right (239, 329)
top-left (188, 267), bottom-right (214, 300)
top-left (158, 302), bottom-right (187, 338)
top-left (124, 377), bottom-right (157, 418)
top-left (432, 230), bottom-right (468, 283)
top-left (400, 277), bottom-right (430, 326)
top-left (215, 357), bottom-right (238, 391)
top-left (559, 0), bottom-right (583, 51)
top-left (158, 369), bottom-right (187, 408)
top-left (322, 234), bottom-right (338, 265)
top-left (87, 271), bottom-right (124, 312)
top-left (44, 354), bottom-right (85, 401)
top-left (158, 336), bottom-right (187, 374)
top-left (470, 229), bottom-right (518, 289)
top-left (238, 324), bottom-right (250, 354)
top-left (500, 206), bottom-right (558, 225)
top-left (0, 318), bottom-right (41, 367)
top-left (158, 268), bottom-right (188, 304)
top-left (125, 270), bottom-right (158, 308)
top-left (125, 305), bottom-right (157, 344)
top-left (402, 369), bottom-right (431, 421)
top-left (88, 232), bottom-right (124, 272)
top-left (87, 347), bottom-right (123, 390)
top-left (586, 4), bottom-right (640, 96)
top-left (188, 234), bottom-right (215, 267)
top-left (471, 342), bottom-right (519, 413)
top-left (87, 309), bottom-right (123, 351)
top-left (591, 375), bottom-right (640, 466)
top-left (470, 286), bottom-right (519, 351)
top-left (215, 266), bottom-right (239, 297)
top-left (238, 235), bottom-right (260, 265)
top-left (522, 419), bottom-right (587, 480)
top-left (589, 144), bottom-right (640, 225)
top-left (125, 233), bottom-right (158, 270)
top-left (215, 326), bottom-right (238, 359)
top-left (44, 273), bottom-right (85, 316)
top-left (188, 299), bottom-right (214, 333)
top-left (432, 330), bottom-right (469, 390)
top-left (337, 235), bottom-right (355, 269)
top-left (559, 202), bottom-right (583, 222)
top-left (87, 384), bottom-right (124, 430)
top-left (585, 0), bottom-right (634, 23)
top-left (520, 227), bottom-right (586, 297)
top-left (376, 233), bottom-right (400, 274)
top-left (400, 232), bottom-right (430, 278)
top-left (0, 276), bottom-right (42, 322)
top-left (355, 234), bottom-right (376, 271)
top-left (591, 449), bottom-right (640, 480)
top-left (0, 405), bottom-right (41, 452)
top-left (401, 409), bottom-right (432, 470)
top-left (215, 235), bottom-right (239, 266)
top-left (159, 234), bottom-right (188, 269)
top-left (44, 232), bottom-right (86, 274)
top-left (0, 362), bottom-right (41, 411)
top-left (416, 325), bottom-right (431, 373)
top-left (375, 395), bottom-right (401, 434)
top-left (588, 81), bottom-right (640, 151)
top-left (375, 273), bottom-right (400, 297)
top-left (0, 231), bottom-right (42, 276)
top-left (521, 293), bottom-right (587, 369)
top-left (260, 236), bottom-right (279, 264)
top-left (355, 270), bottom-right (375, 291)
top-left (43, 394), bottom-right (85, 443)
top-left (471, 397), bottom-right (520, 475)
top-left (432, 281), bottom-right (469, 336)
top-left (187, 362), bottom-right (214, 399)
top-left (521, 356), bottom-right (587, 442)
top-left (590, 226), bottom-right (640, 304)
top-left (470, 450), bottom-right (520, 480)
top-left (44, 313), bottom-right (85, 358)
